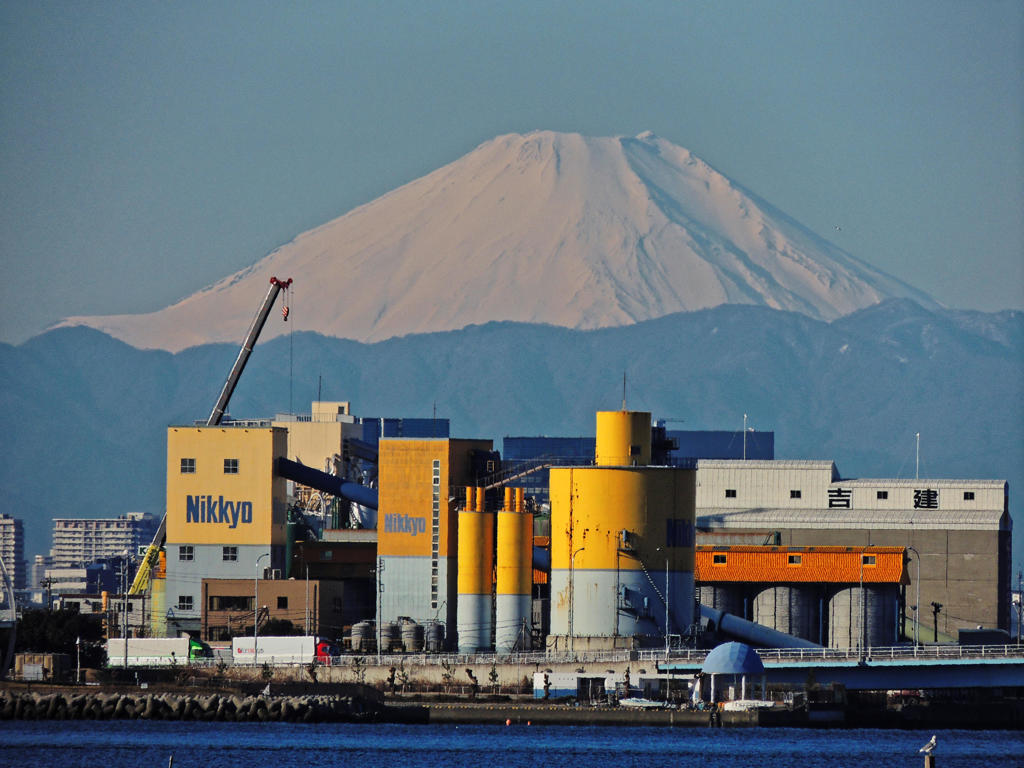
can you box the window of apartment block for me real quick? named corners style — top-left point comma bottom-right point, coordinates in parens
top-left (790, 490), bottom-right (802, 499)
top-left (713, 553), bottom-right (727, 565)
top-left (177, 595), bottom-right (193, 611)
top-left (224, 458), bottom-right (239, 474)
top-left (180, 458), bottom-right (195, 474)
top-left (964, 491), bottom-right (975, 501)
top-left (179, 545), bottom-right (194, 561)
top-left (877, 491), bottom-right (889, 500)
top-left (725, 489), bottom-right (737, 498)
top-left (222, 546), bottom-right (238, 562)
top-left (277, 596), bottom-right (288, 610)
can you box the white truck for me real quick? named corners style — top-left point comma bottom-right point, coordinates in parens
top-left (231, 635), bottom-right (337, 665)
top-left (106, 637), bottom-right (208, 667)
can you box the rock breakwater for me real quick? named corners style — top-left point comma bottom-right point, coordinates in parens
top-left (0, 689), bottom-right (405, 723)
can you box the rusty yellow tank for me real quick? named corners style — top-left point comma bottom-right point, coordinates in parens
top-left (550, 411), bottom-right (696, 650)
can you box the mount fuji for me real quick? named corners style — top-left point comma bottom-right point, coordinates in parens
top-left (59, 131), bottom-right (936, 352)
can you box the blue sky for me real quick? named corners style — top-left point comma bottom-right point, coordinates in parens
top-left (1, 1), bottom-right (1021, 344)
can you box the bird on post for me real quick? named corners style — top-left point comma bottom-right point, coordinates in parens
top-left (919, 734), bottom-right (937, 754)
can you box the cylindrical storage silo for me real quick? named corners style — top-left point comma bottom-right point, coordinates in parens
top-left (380, 621), bottom-right (399, 652)
top-left (699, 584), bottom-right (744, 618)
top-left (550, 460), bottom-right (696, 647)
top-left (595, 411), bottom-right (652, 467)
top-left (752, 585), bottom-right (819, 642)
top-left (424, 621), bottom-right (445, 652)
top-left (351, 620), bottom-right (374, 652)
top-left (457, 498), bottom-right (494, 653)
top-left (400, 620), bottom-right (424, 652)
top-left (496, 508), bottom-right (534, 653)
top-left (828, 585), bottom-right (900, 649)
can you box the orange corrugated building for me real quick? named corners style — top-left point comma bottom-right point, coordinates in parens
top-left (696, 545), bottom-right (907, 585)
top-left (532, 535), bottom-right (549, 585)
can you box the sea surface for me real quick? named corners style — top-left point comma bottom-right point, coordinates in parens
top-left (1, 721), bottom-right (1021, 768)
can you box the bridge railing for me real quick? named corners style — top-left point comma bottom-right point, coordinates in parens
top-left (754, 643), bottom-right (1024, 665)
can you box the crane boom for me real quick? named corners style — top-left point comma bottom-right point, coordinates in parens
top-left (208, 276), bottom-right (292, 426)
top-left (130, 277), bottom-right (292, 597)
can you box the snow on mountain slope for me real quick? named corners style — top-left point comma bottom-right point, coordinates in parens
top-left (58, 131), bottom-right (936, 351)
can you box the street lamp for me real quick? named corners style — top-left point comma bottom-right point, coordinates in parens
top-left (569, 546), bottom-right (585, 655)
top-left (907, 547), bottom-right (921, 647)
top-left (254, 553), bottom-right (270, 666)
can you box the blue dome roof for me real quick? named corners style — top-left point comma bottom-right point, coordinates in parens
top-left (701, 642), bottom-right (765, 675)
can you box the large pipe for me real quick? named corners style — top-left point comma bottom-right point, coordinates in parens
top-left (700, 604), bottom-right (821, 649)
top-left (275, 457), bottom-right (378, 510)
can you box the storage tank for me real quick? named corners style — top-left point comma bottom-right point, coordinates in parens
top-left (550, 411), bottom-right (696, 648)
top-left (752, 585), bottom-right (820, 642)
top-left (595, 410), bottom-right (652, 467)
top-left (424, 621), bottom-right (445, 652)
top-left (457, 487), bottom-right (494, 653)
top-left (496, 487), bottom-right (533, 653)
top-left (380, 621), bottom-right (399, 653)
top-left (699, 584), bottom-right (744, 618)
top-left (350, 621), bottom-right (374, 652)
top-left (828, 585), bottom-right (899, 649)
top-left (400, 620), bottom-right (424, 652)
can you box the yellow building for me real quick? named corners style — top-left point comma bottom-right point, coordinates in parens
top-left (376, 438), bottom-right (492, 647)
top-left (163, 425), bottom-right (288, 636)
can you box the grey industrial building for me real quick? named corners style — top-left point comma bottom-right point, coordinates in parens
top-left (695, 460), bottom-right (1010, 639)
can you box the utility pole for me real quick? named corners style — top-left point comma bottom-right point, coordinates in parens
top-left (255, 553), bottom-right (269, 665)
top-left (908, 547), bottom-right (921, 647)
top-left (121, 551), bottom-right (129, 670)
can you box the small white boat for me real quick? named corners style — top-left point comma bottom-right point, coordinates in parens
top-left (618, 697), bottom-right (665, 709)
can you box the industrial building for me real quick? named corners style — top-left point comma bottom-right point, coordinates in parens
top-left (162, 424), bottom-right (289, 637)
top-left (694, 460), bottom-right (1010, 639)
top-left (376, 436), bottom-right (494, 649)
top-left (140, 393), bottom-right (1008, 654)
top-left (696, 545), bottom-right (908, 648)
top-left (49, 512), bottom-right (159, 568)
top-left (0, 514), bottom-right (25, 591)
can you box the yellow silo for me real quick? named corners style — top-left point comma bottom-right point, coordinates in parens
top-left (457, 487), bottom-right (494, 653)
top-left (550, 411), bottom-right (696, 651)
top-left (496, 490), bottom-right (533, 653)
top-left (595, 410), bottom-right (652, 466)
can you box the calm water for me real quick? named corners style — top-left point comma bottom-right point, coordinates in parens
top-left (1, 721), bottom-right (1021, 768)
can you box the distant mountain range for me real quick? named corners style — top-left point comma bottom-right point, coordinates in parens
top-left (4, 300), bottom-right (1021, 563)
top-left (56, 131), bottom-right (935, 352)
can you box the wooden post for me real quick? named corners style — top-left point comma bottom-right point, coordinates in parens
top-left (924, 755), bottom-right (935, 768)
